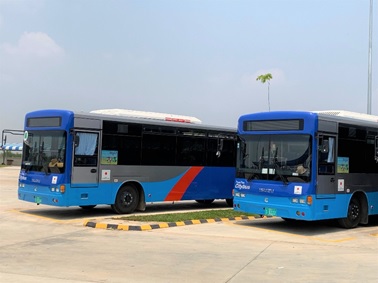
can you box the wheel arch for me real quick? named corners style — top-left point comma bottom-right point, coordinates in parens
top-left (123, 180), bottom-right (145, 211)
top-left (116, 180), bottom-right (146, 212)
top-left (351, 191), bottom-right (368, 224)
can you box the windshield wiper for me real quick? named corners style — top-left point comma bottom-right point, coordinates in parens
top-left (247, 173), bottom-right (260, 181)
top-left (259, 147), bottom-right (265, 169)
top-left (23, 163), bottom-right (32, 173)
top-left (274, 164), bottom-right (288, 185)
top-left (272, 148), bottom-right (288, 185)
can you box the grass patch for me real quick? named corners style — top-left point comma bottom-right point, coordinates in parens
top-left (114, 209), bottom-right (258, 222)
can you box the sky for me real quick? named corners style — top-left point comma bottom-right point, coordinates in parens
top-left (0, 0), bottom-right (377, 143)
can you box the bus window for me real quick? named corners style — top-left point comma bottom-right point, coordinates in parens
top-left (318, 136), bottom-right (335, 174)
top-left (74, 132), bottom-right (98, 166)
top-left (22, 130), bottom-right (66, 173)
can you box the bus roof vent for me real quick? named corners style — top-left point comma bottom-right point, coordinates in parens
top-left (90, 109), bottom-right (202, 124)
top-left (314, 110), bottom-right (378, 123)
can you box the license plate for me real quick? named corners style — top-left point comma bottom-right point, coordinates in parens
top-left (265, 207), bottom-right (277, 216)
top-left (34, 196), bottom-right (42, 204)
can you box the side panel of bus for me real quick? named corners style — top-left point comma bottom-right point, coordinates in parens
top-left (71, 117), bottom-right (101, 188)
top-left (316, 119), bottom-right (338, 197)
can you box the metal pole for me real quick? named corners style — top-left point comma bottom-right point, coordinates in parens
top-left (367, 0), bottom-right (373, 114)
top-left (2, 135), bottom-right (6, 165)
top-left (1, 129), bottom-right (24, 165)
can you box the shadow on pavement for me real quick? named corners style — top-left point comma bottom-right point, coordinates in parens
top-left (18, 200), bottom-right (231, 221)
top-left (235, 215), bottom-right (378, 237)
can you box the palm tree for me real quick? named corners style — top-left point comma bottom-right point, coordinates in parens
top-left (256, 73), bottom-right (273, 111)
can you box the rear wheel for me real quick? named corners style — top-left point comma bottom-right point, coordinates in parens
top-left (337, 197), bottom-right (361, 229)
top-left (111, 185), bottom-right (139, 214)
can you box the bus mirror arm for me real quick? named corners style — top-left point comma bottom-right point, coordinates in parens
top-left (216, 139), bottom-right (224, 158)
top-left (319, 140), bottom-right (329, 153)
top-left (74, 135), bottom-right (80, 147)
top-left (375, 136), bottom-right (378, 162)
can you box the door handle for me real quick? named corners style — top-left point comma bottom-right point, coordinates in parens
top-left (91, 169), bottom-right (97, 173)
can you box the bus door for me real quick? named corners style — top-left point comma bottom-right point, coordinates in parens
top-left (316, 134), bottom-right (337, 197)
top-left (71, 131), bottom-right (100, 187)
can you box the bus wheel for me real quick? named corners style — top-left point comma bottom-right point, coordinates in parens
top-left (337, 197), bottom-right (361, 229)
top-left (195, 199), bottom-right (214, 205)
top-left (80, 205), bottom-right (96, 210)
top-left (112, 185), bottom-right (139, 214)
top-left (225, 198), bottom-right (233, 207)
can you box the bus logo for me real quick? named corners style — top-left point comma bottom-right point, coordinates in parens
top-left (235, 180), bottom-right (250, 190)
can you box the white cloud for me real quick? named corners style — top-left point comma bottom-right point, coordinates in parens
top-left (0, 32), bottom-right (65, 85)
top-left (1, 32), bottom-right (64, 58)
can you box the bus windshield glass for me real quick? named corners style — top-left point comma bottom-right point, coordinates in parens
top-left (22, 130), bottom-right (66, 173)
top-left (237, 134), bottom-right (311, 182)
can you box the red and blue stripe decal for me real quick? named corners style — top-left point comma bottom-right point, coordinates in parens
top-left (164, 167), bottom-right (204, 201)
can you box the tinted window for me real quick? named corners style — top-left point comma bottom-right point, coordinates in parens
top-left (177, 136), bottom-right (205, 166)
top-left (141, 134), bottom-right (176, 165)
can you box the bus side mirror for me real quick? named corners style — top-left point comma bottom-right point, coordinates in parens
top-left (375, 136), bottom-right (378, 162)
top-left (320, 140), bottom-right (329, 153)
top-left (74, 135), bottom-right (80, 147)
top-left (216, 139), bottom-right (224, 158)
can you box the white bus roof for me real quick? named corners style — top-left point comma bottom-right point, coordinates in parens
top-left (90, 109), bottom-right (202, 124)
top-left (315, 110), bottom-right (378, 123)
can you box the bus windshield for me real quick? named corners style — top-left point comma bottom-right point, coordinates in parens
top-left (237, 134), bottom-right (311, 182)
top-left (22, 130), bottom-right (66, 173)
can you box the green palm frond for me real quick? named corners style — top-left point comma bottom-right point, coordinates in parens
top-left (256, 73), bottom-right (273, 111)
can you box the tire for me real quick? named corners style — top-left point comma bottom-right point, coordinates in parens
top-left (337, 197), bottom-right (362, 229)
top-left (111, 185), bottom-right (139, 214)
top-left (225, 198), bottom-right (233, 207)
top-left (195, 199), bottom-right (215, 205)
top-left (80, 205), bottom-right (96, 210)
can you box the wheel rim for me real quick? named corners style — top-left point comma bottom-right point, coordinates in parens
top-left (349, 202), bottom-right (360, 220)
top-left (122, 192), bottom-right (134, 206)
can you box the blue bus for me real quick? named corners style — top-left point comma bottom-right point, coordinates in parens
top-left (233, 110), bottom-right (378, 228)
top-left (18, 109), bottom-right (236, 214)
